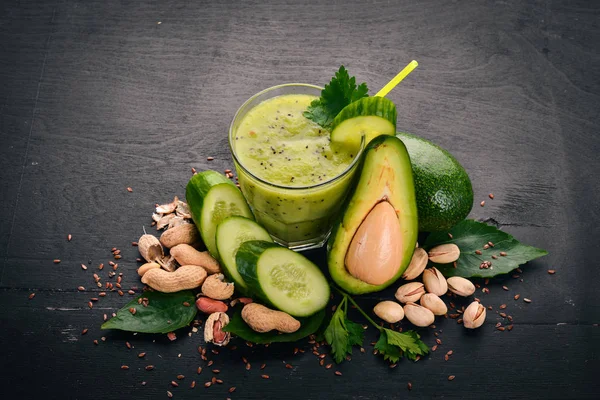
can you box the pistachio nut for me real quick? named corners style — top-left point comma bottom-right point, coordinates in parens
top-left (403, 302), bottom-right (435, 327)
top-left (204, 312), bottom-right (230, 346)
top-left (422, 267), bottom-right (448, 296)
top-left (419, 293), bottom-right (448, 316)
top-left (447, 276), bottom-right (476, 297)
top-left (395, 282), bottom-right (426, 304)
top-left (401, 248), bottom-right (428, 281)
top-left (373, 301), bottom-right (405, 323)
top-left (463, 301), bottom-right (486, 329)
top-left (427, 243), bottom-right (460, 264)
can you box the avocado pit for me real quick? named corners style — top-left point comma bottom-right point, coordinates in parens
top-left (345, 200), bottom-right (402, 285)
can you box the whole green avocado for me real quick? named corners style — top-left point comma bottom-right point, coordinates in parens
top-left (396, 132), bottom-right (473, 232)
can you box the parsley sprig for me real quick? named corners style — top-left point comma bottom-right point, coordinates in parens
top-left (324, 287), bottom-right (429, 364)
top-left (303, 66), bottom-right (369, 129)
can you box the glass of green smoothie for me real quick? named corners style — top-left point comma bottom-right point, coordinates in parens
top-left (229, 83), bottom-right (365, 251)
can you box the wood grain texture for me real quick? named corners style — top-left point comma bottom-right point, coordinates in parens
top-left (0, 0), bottom-right (599, 398)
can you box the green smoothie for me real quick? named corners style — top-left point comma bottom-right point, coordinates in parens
top-left (231, 91), bottom-right (361, 248)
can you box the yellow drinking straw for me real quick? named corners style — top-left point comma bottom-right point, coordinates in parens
top-left (375, 60), bottom-right (419, 98)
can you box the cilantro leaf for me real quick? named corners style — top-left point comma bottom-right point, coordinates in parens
top-left (303, 65), bottom-right (369, 129)
top-left (423, 219), bottom-right (548, 278)
top-left (375, 329), bottom-right (429, 363)
top-left (323, 307), bottom-right (350, 364)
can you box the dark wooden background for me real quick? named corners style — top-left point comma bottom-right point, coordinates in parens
top-left (1, 0), bottom-right (598, 398)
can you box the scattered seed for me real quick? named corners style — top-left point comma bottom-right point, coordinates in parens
top-left (524, 298), bottom-right (532, 303)
top-left (548, 269), bottom-right (556, 275)
top-left (212, 369), bottom-right (220, 374)
top-left (81, 264), bottom-right (88, 270)
top-left (507, 325), bottom-right (514, 331)
top-left (129, 307), bottom-right (136, 315)
top-left (444, 354), bottom-right (449, 361)
top-left (285, 364), bottom-right (293, 369)
top-left (67, 234), bottom-right (72, 241)
top-left (170, 381), bottom-right (179, 387)
top-left (215, 379), bottom-right (223, 384)
top-left (77, 286), bottom-right (85, 291)
top-left (207, 360), bottom-right (213, 366)
top-left (53, 259), bottom-right (61, 264)
top-left (121, 365), bottom-right (129, 370)
top-left (167, 391), bottom-right (173, 398)
top-left (447, 233), bottom-right (453, 239)
top-left (334, 371), bottom-right (342, 376)
top-left (93, 339), bottom-right (99, 345)
top-left (500, 312), bottom-right (507, 318)
top-left (489, 193), bottom-right (494, 199)
top-left (145, 365), bottom-right (155, 371)
top-left (514, 294), bottom-right (520, 300)
top-left (448, 375), bottom-right (455, 381)
top-left (500, 251), bottom-right (507, 256)
top-left (88, 301), bottom-right (93, 309)
top-left (407, 382), bottom-right (413, 390)
top-left (325, 364), bottom-right (333, 369)
top-left (197, 367), bottom-right (202, 374)
top-left (431, 345), bottom-right (438, 352)
top-left (207, 157), bottom-right (214, 161)
top-left (190, 380), bottom-right (196, 388)
top-left (127, 187), bottom-right (133, 192)
top-left (28, 292), bottom-right (36, 300)
top-left (502, 286), bottom-right (509, 291)
top-left (245, 363), bottom-right (251, 370)
top-left (228, 387), bottom-right (236, 393)
top-left (480, 201), bottom-right (485, 207)
top-left (475, 250), bottom-right (482, 255)
top-left (138, 352), bottom-right (146, 358)
top-left (204, 382), bottom-right (212, 388)
top-left (497, 326), bottom-right (506, 331)
top-left (81, 328), bottom-right (88, 335)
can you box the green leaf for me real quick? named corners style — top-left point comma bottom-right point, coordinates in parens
top-left (324, 307), bottom-right (350, 363)
top-left (101, 290), bottom-right (197, 333)
top-left (423, 219), bottom-right (548, 278)
top-left (375, 329), bottom-right (429, 363)
top-left (374, 330), bottom-right (402, 363)
top-left (303, 65), bottom-right (369, 129)
top-left (223, 309), bottom-right (325, 344)
top-left (345, 319), bottom-right (365, 347)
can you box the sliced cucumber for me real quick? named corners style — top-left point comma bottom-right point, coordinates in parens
top-left (215, 216), bottom-right (273, 294)
top-left (330, 96), bottom-right (397, 149)
top-left (186, 170), bottom-right (254, 259)
top-left (236, 240), bottom-right (330, 317)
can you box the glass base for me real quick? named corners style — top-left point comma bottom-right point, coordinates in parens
top-left (270, 228), bottom-right (332, 252)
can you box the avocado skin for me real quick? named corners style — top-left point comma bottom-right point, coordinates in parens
top-left (327, 135), bottom-right (418, 295)
top-left (396, 132), bottom-right (473, 232)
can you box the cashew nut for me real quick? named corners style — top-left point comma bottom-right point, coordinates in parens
top-left (141, 265), bottom-right (207, 293)
top-left (241, 303), bottom-right (300, 333)
top-left (201, 273), bottom-right (234, 300)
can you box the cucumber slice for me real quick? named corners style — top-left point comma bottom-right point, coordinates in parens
top-left (215, 216), bottom-right (273, 294)
top-left (236, 240), bottom-right (330, 317)
top-left (330, 96), bottom-right (397, 149)
top-left (186, 170), bottom-right (254, 259)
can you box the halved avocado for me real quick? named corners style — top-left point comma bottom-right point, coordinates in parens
top-left (327, 135), bottom-right (418, 294)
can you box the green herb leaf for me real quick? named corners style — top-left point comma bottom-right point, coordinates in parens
top-left (303, 65), bottom-right (368, 129)
top-left (423, 219), bottom-right (548, 278)
top-left (375, 329), bottom-right (429, 363)
top-left (223, 309), bottom-right (325, 344)
top-left (101, 290), bottom-right (196, 333)
top-left (324, 307), bottom-right (350, 363)
top-left (345, 318), bottom-right (365, 347)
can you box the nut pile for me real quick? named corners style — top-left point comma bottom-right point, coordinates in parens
top-left (374, 243), bottom-right (486, 329)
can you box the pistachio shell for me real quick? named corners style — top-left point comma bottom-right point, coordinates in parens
top-left (463, 301), bottom-right (486, 329)
top-left (395, 282), bottom-right (426, 304)
top-left (419, 293), bottom-right (448, 316)
top-left (403, 302), bottom-right (435, 327)
top-left (427, 243), bottom-right (460, 264)
top-left (402, 248), bottom-right (428, 280)
top-left (422, 267), bottom-right (448, 296)
top-left (373, 301), bottom-right (405, 323)
top-left (447, 276), bottom-right (476, 297)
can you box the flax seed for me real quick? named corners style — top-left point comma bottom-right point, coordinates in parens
top-left (524, 298), bottom-right (532, 303)
top-left (245, 363), bottom-right (251, 370)
top-left (497, 326), bottom-right (506, 331)
top-left (408, 382), bottom-right (413, 390)
top-left (121, 365), bottom-right (129, 370)
top-left (489, 193), bottom-right (494, 199)
top-left (204, 382), bottom-right (212, 388)
top-left (170, 381), bottom-right (179, 387)
top-left (207, 157), bottom-right (214, 161)
top-left (190, 380), bottom-right (196, 388)
top-left (93, 339), bottom-right (98, 345)
top-left (500, 312), bottom-right (507, 318)
top-left (448, 375), bottom-right (455, 381)
top-left (500, 304), bottom-right (507, 309)
top-left (431, 344), bottom-right (438, 351)
top-left (502, 285), bottom-right (509, 291)
top-left (436, 338), bottom-right (442, 345)
top-left (145, 365), bottom-right (154, 371)
top-left (334, 371), bottom-right (342, 376)
top-left (514, 294), bottom-right (520, 300)
top-left (129, 307), bottom-right (136, 315)
top-left (475, 250), bottom-right (482, 255)
top-left (548, 269), bottom-right (556, 274)
top-left (444, 354), bottom-right (449, 361)
top-left (118, 290), bottom-right (124, 296)
top-left (127, 187), bottom-right (133, 192)
top-left (228, 386), bottom-right (236, 393)
top-left (507, 324), bottom-right (513, 330)
top-left (125, 342), bottom-right (132, 349)
top-left (285, 363), bottom-right (293, 369)
top-left (500, 251), bottom-right (507, 256)
top-left (53, 259), bottom-right (61, 264)
top-left (67, 234), bottom-right (72, 241)
top-left (88, 301), bottom-right (93, 309)
top-left (480, 201), bottom-right (485, 207)
top-left (212, 369), bottom-right (220, 374)
top-left (207, 360), bottom-right (213, 366)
